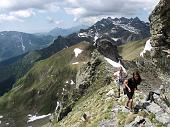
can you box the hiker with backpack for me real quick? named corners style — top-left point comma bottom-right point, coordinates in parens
top-left (113, 66), bottom-right (127, 97)
top-left (124, 71), bottom-right (142, 111)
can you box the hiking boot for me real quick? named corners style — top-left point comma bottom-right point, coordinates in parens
top-left (125, 106), bottom-right (130, 110)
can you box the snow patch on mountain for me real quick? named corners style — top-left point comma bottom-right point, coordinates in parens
top-left (71, 80), bottom-right (75, 85)
top-left (140, 39), bottom-right (152, 57)
top-left (19, 36), bottom-right (26, 52)
top-left (112, 21), bottom-right (139, 34)
top-left (27, 114), bottom-right (51, 123)
top-left (29, 41), bottom-right (32, 45)
top-left (93, 33), bottom-right (99, 45)
top-left (74, 48), bottom-right (83, 57)
top-left (101, 24), bottom-right (105, 27)
top-left (55, 101), bottom-right (61, 111)
top-left (94, 33), bottom-right (99, 42)
top-left (78, 32), bottom-right (89, 38)
top-left (104, 57), bottom-right (126, 73)
top-left (112, 37), bottom-right (120, 41)
top-left (72, 62), bottom-right (79, 65)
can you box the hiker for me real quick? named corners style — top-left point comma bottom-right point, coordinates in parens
top-left (124, 71), bottom-right (142, 110)
top-left (113, 66), bottom-right (127, 97)
top-left (146, 85), bottom-right (165, 102)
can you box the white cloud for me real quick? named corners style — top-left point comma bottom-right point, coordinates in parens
top-left (0, 9), bottom-right (35, 22)
top-left (65, 7), bottom-right (87, 21)
top-left (47, 17), bottom-right (64, 25)
top-left (0, 14), bottom-right (23, 22)
top-left (0, 0), bottom-right (160, 24)
top-left (10, 10), bottom-right (35, 18)
top-left (63, 0), bottom-right (160, 23)
top-left (0, 0), bottom-right (60, 11)
top-left (43, 2), bottom-right (60, 12)
top-left (0, 0), bottom-right (12, 9)
top-left (78, 16), bottom-right (113, 24)
top-left (0, 0), bottom-right (60, 22)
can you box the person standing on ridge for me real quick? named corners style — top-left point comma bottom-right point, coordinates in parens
top-left (124, 71), bottom-right (142, 110)
top-left (113, 66), bottom-right (127, 97)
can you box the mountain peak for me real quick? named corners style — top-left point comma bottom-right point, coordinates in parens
top-left (133, 17), bottom-right (141, 22)
top-left (99, 17), bottom-right (142, 24)
top-left (81, 17), bottom-right (150, 44)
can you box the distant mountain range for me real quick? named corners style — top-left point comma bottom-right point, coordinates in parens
top-left (0, 0), bottom-right (169, 126)
top-left (78, 17), bottom-right (150, 45)
top-left (0, 18), bottom-right (149, 62)
top-left (0, 17), bottom-right (150, 96)
top-left (47, 25), bottom-right (89, 37)
top-left (0, 25), bottom-right (89, 62)
top-left (0, 33), bottom-right (92, 96)
top-left (0, 31), bottom-right (54, 61)
top-left (0, 17), bottom-right (151, 127)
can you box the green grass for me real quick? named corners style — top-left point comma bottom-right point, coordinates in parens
top-left (0, 42), bottom-right (94, 118)
top-left (54, 84), bottom-right (115, 127)
top-left (118, 39), bottom-right (148, 60)
top-left (53, 55), bottom-right (116, 127)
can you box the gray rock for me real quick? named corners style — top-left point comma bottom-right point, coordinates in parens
top-left (149, 0), bottom-right (170, 73)
top-left (81, 111), bottom-right (91, 121)
top-left (167, 123), bottom-right (170, 127)
top-left (146, 102), bottom-right (164, 115)
top-left (155, 112), bottom-right (170, 124)
top-left (96, 38), bottom-right (120, 62)
top-left (106, 89), bottom-right (115, 97)
top-left (125, 116), bottom-right (155, 127)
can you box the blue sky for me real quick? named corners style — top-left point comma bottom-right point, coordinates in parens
top-left (0, 0), bottom-right (160, 33)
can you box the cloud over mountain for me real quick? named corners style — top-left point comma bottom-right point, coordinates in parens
top-left (0, 0), bottom-right (160, 32)
top-left (63, 0), bottom-right (160, 22)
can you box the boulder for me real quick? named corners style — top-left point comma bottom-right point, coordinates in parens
top-left (155, 112), bottom-right (170, 124)
top-left (146, 102), bottom-right (164, 115)
top-left (125, 116), bottom-right (155, 127)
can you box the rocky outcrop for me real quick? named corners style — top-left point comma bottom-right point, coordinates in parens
top-left (149, 0), bottom-right (170, 73)
top-left (76, 50), bottom-right (111, 96)
top-left (96, 38), bottom-right (121, 62)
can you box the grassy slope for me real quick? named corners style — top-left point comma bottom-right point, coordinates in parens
top-left (53, 55), bottom-right (164, 127)
top-left (52, 39), bottom-right (148, 127)
top-left (52, 38), bottom-right (165, 127)
top-left (0, 33), bottom-right (91, 96)
top-left (54, 84), bottom-right (115, 127)
top-left (0, 39), bottom-right (164, 127)
top-left (118, 39), bottom-right (148, 60)
top-left (53, 56), bottom-right (116, 127)
top-left (0, 42), bottom-right (94, 115)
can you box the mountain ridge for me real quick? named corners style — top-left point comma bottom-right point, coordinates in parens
top-left (78, 17), bottom-right (150, 45)
top-left (0, 17), bottom-right (149, 97)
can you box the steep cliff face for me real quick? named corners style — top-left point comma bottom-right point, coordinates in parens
top-left (149, 0), bottom-right (170, 73)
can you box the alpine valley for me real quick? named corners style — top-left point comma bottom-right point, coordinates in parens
top-left (0, 5), bottom-right (170, 127)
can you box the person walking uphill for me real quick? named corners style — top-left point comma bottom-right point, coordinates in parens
top-left (124, 71), bottom-right (142, 111)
